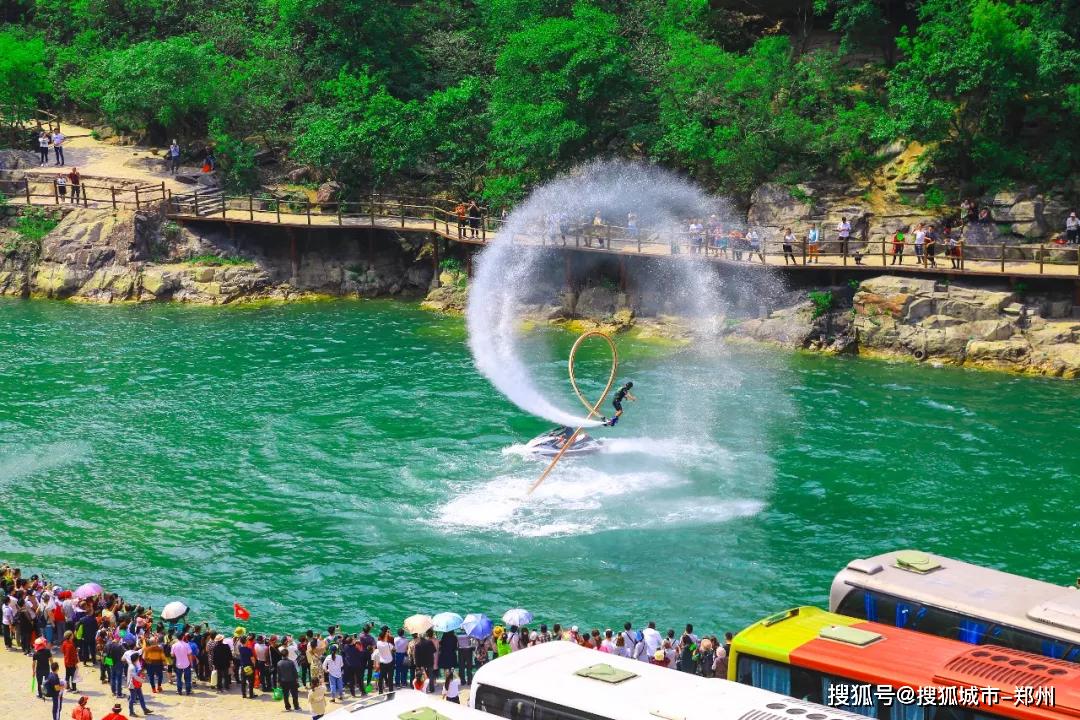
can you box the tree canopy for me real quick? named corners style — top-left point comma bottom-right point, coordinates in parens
top-left (3, 0), bottom-right (1079, 201)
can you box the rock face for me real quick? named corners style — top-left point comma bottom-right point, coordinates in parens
top-left (0, 205), bottom-right (435, 304)
top-left (733, 275), bottom-right (1080, 378)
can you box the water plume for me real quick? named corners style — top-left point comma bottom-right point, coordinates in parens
top-left (466, 159), bottom-right (745, 426)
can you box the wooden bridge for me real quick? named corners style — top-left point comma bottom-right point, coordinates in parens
top-left (12, 178), bottom-right (1080, 283)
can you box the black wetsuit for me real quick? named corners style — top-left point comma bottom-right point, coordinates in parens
top-left (612, 385), bottom-right (630, 412)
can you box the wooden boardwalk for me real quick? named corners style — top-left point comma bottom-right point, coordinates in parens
top-left (12, 180), bottom-right (1080, 282)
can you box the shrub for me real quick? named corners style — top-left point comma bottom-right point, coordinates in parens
top-left (809, 290), bottom-right (835, 319)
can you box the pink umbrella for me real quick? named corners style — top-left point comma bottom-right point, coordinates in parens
top-left (74, 582), bottom-right (104, 599)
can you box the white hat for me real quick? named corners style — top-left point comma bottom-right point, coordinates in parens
top-left (571, 626), bottom-right (579, 632)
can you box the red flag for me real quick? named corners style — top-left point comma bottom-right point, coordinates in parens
top-left (233, 602), bottom-right (250, 621)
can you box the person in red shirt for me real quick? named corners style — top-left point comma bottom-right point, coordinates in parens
top-left (62, 631), bottom-right (79, 692)
top-left (71, 696), bottom-right (92, 720)
top-left (101, 702), bottom-right (127, 720)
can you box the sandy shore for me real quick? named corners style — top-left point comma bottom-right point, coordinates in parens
top-left (0, 645), bottom-right (314, 719)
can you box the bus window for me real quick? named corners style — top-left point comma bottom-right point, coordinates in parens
top-left (737, 655), bottom-right (792, 696)
top-left (475, 686), bottom-right (537, 720)
top-left (819, 677), bottom-right (879, 718)
top-left (535, 702), bottom-right (609, 720)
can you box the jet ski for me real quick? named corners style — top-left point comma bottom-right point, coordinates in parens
top-left (524, 426), bottom-right (602, 457)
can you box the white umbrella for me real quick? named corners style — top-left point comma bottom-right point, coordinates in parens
top-left (161, 601), bottom-right (189, 622)
top-left (404, 614), bottom-right (434, 635)
top-left (502, 608), bottom-right (533, 626)
top-left (432, 612), bottom-right (464, 632)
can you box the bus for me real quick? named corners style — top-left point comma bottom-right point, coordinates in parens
top-left (830, 550), bottom-right (1080, 660)
top-left (322, 689), bottom-right (492, 720)
top-left (729, 606), bottom-right (1080, 720)
top-left (470, 638), bottom-right (880, 720)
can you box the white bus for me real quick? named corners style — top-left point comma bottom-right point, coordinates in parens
top-left (830, 549), bottom-right (1080, 661)
top-left (469, 640), bottom-right (876, 720)
top-left (322, 689), bottom-right (490, 720)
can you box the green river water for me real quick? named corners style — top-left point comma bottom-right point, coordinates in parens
top-left (2, 298), bottom-right (1078, 635)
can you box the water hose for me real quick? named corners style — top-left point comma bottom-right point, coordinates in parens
top-left (527, 331), bottom-right (619, 495)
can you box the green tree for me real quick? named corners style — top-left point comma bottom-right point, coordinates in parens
top-left (67, 36), bottom-right (226, 138)
top-left (0, 30), bottom-right (50, 134)
top-left (654, 34), bottom-right (879, 198)
top-left (486, 2), bottom-right (641, 204)
top-left (878, 0), bottom-right (1080, 186)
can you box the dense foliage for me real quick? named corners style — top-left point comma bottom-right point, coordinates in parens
top-left (2, 0), bottom-right (1078, 203)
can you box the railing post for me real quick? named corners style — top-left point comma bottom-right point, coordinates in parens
top-left (1000, 243), bottom-right (1006, 273)
top-left (53, 179), bottom-right (58, 204)
top-left (482, 218), bottom-right (486, 242)
top-left (843, 239), bottom-right (848, 266)
top-left (881, 237), bottom-right (886, 266)
top-left (249, 195), bottom-right (254, 222)
top-left (24, 179), bottom-right (31, 204)
top-left (1039, 244), bottom-right (1045, 274)
top-left (194, 190), bottom-right (200, 216)
top-left (161, 181), bottom-right (166, 201)
top-left (135, 187), bottom-right (140, 210)
top-left (111, 187), bottom-right (117, 210)
top-left (802, 238), bottom-right (808, 265)
top-left (306, 201), bottom-right (312, 226)
top-left (338, 202), bottom-right (343, 226)
top-left (637, 236), bottom-right (642, 253)
top-left (82, 184), bottom-right (88, 207)
top-left (370, 197), bottom-right (375, 226)
top-left (221, 195), bottom-right (226, 218)
top-left (276, 197), bottom-right (281, 224)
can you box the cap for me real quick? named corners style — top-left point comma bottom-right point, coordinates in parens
top-left (113, 704), bottom-right (123, 712)
top-left (571, 625), bottom-right (579, 632)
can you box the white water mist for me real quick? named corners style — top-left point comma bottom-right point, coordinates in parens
top-left (466, 160), bottom-right (743, 426)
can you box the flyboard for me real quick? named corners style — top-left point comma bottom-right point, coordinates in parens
top-left (526, 330), bottom-right (618, 495)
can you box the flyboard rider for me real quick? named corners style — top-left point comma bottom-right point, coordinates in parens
top-left (601, 381), bottom-right (635, 427)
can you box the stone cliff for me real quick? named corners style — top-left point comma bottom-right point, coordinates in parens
top-left (730, 275), bottom-right (1080, 378)
top-left (0, 204), bottom-right (435, 303)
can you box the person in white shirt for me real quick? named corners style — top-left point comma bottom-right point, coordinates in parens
top-left (52, 130), bottom-right (66, 166)
top-left (38, 131), bottom-right (50, 167)
top-left (171, 635), bottom-right (194, 695)
top-left (442, 669), bottom-right (461, 704)
top-left (375, 630), bottom-right (394, 693)
top-left (1, 601), bottom-right (13, 650)
top-left (322, 646), bottom-right (344, 702)
top-left (393, 629), bottom-right (409, 687)
top-left (1066, 212), bottom-right (1079, 245)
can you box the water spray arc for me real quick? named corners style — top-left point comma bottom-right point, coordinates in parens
top-left (527, 331), bottom-right (619, 495)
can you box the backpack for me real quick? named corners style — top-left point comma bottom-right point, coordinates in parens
top-left (52, 606), bottom-right (64, 623)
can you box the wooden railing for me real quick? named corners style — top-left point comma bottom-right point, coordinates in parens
top-left (10, 182), bottom-right (1080, 278)
top-left (16, 177), bottom-right (168, 210)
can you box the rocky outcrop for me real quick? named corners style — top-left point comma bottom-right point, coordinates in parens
top-left (0, 205), bottom-right (435, 303)
top-left (732, 275), bottom-right (1080, 378)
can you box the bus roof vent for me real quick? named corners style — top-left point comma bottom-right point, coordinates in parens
top-left (846, 558), bottom-right (884, 575)
top-left (820, 625), bottom-right (882, 647)
top-left (741, 701), bottom-right (871, 720)
top-left (894, 551), bottom-right (941, 574)
top-left (397, 710), bottom-right (451, 720)
top-left (575, 663), bottom-right (637, 684)
top-left (935, 646), bottom-right (1080, 691)
top-left (1027, 601), bottom-right (1080, 633)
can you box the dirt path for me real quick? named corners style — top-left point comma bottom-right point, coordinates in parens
top-left (24, 123), bottom-right (195, 191)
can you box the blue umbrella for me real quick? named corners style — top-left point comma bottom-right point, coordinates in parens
top-left (432, 612), bottom-right (464, 632)
top-left (502, 608), bottom-right (533, 627)
top-left (462, 613), bottom-right (493, 639)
